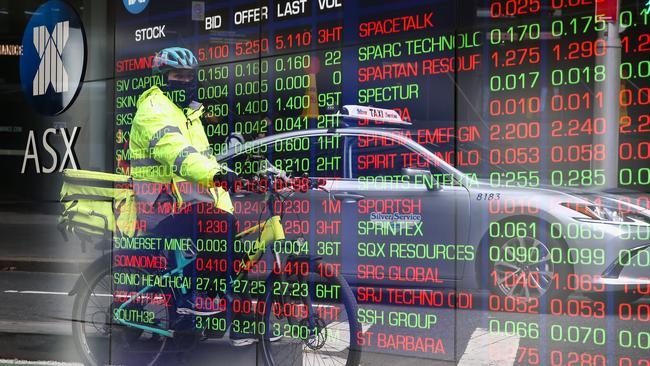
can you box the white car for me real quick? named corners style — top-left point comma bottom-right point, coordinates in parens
top-left (220, 112), bottom-right (650, 304)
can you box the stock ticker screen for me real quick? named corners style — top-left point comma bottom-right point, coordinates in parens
top-left (109, 0), bottom-right (650, 365)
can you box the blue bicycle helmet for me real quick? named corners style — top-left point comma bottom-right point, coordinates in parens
top-left (152, 47), bottom-right (198, 74)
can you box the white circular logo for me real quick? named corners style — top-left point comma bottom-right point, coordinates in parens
top-left (19, 0), bottom-right (86, 116)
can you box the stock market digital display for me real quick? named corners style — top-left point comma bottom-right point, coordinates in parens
top-left (103, 0), bottom-right (650, 365)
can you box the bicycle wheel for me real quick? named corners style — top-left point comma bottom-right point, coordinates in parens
top-left (71, 265), bottom-right (171, 366)
top-left (260, 271), bottom-right (361, 366)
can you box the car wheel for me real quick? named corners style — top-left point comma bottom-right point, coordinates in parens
top-left (487, 227), bottom-right (570, 304)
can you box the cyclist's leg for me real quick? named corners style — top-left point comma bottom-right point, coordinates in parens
top-left (108, 190), bottom-right (195, 362)
top-left (150, 206), bottom-right (195, 312)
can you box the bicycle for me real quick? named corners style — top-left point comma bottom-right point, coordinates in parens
top-left (67, 171), bottom-right (361, 366)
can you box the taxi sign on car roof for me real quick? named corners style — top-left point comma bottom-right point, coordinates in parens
top-left (338, 105), bottom-right (412, 126)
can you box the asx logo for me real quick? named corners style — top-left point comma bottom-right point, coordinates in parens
top-left (123, 0), bottom-right (149, 14)
top-left (19, 0), bottom-right (86, 116)
top-left (21, 127), bottom-right (80, 174)
top-left (32, 21), bottom-right (69, 96)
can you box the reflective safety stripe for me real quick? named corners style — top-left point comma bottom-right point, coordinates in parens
top-left (62, 176), bottom-right (132, 189)
top-left (62, 194), bottom-right (114, 202)
top-left (149, 126), bottom-right (182, 150)
top-left (176, 181), bottom-right (216, 204)
top-left (174, 146), bottom-right (198, 172)
top-left (132, 150), bottom-right (210, 168)
top-left (130, 158), bottom-right (158, 167)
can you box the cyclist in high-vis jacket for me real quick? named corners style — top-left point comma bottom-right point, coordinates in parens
top-left (129, 47), bottom-right (234, 225)
top-left (128, 47), bottom-right (259, 347)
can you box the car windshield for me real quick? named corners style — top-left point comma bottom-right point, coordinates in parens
top-left (216, 127), bottom-right (477, 186)
top-left (348, 127), bottom-right (475, 186)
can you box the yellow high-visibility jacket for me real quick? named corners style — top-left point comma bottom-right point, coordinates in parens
top-left (129, 86), bottom-right (233, 216)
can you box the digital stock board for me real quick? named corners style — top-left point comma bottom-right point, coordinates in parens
top-left (103, 0), bottom-right (650, 365)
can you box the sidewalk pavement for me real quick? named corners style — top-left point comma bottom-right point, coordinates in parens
top-left (0, 208), bottom-right (100, 273)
